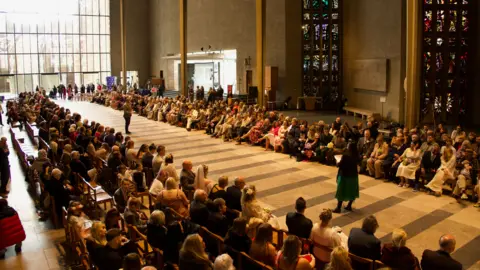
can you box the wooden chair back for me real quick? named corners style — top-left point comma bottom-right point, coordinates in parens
top-left (349, 253), bottom-right (374, 270)
top-left (239, 251), bottom-right (275, 270)
top-left (271, 227), bottom-right (287, 250)
top-left (199, 226), bottom-right (224, 257)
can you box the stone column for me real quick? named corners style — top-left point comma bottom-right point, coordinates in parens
top-left (256, 0), bottom-right (265, 106)
top-left (405, 0), bottom-right (421, 128)
top-left (179, 0), bottom-right (187, 96)
top-left (120, 0), bottom-right (127, 86)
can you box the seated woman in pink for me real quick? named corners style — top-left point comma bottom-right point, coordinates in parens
top-left (274, 121), bottom-right (289, 152)
top-left (259, 121), bottom-right (281, 151)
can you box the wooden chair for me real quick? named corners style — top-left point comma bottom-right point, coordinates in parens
top-left (199, 226), bottom-right (224, 258)
top-left (349, 253), bottom-right (374, 270)
top-left (239, 251), bottom-right (275, 270)
top-left (310, 240), bottom-right (333, 270)
top-left (49, 196), bottom-right (61, 228)
top-left (271, 227), bottom-right (287, 249)
top-left (128, 225), bottom-right (167, 269)
top-left (81, 177), bottom-right (113, 218)
top-left (374, 260), bottom-right (386, 269)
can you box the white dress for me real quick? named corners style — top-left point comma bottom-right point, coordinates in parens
top-left (242, 200), bottom-right (279, 229)
top-left (309, 224), bottom-right (343, 262)
top-left (426, 156), bottom-right (456, 193)
top-left (396, 148), bottom-right (421, 179)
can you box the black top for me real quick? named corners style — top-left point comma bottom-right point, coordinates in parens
top-left (180, 169), bottom-right (196, 191)
top-left (141, 152), bottom-right (154, 168)
top-left (421, 249), bottom-right (462, 270)
top-left (348, 228), bottom-right (381, 261)
top-left (338, 154), bottom-right (359, 178)
top-left (286, 212), bottom-right (313, 239)
top-left (190, 200), bottom-right (209, 227)
top-left (179, 251), bottom-right (213, 270)
top-left (207, 212), bottom-right (229, 237)
top-left (95, 241), bottom-right (138, 270)
top-left (225, 185), bottom-right (242, 211)
top-left (208, 184), bottom-right (226, 201)
top-left (224, 230), bottom-right (252, 253)
top-left (147, 222), bottom-right (167, 250)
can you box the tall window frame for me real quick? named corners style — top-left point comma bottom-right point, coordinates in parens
top-left (0, 0), bottom-right (111, 93)
top-left (421, 0), bottom-right (476, 124)
top-left (302, 0), bottom-right (342, 110)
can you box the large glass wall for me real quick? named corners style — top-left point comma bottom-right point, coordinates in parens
top-left (0, 0), bottom-right (110, 93)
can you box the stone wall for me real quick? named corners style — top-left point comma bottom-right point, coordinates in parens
top-left (343, 0), bottom-right (406, 122)
top-left (148, 0), bottom-right (290, 99)
top-left (110, 0), bottom-right (151, 84)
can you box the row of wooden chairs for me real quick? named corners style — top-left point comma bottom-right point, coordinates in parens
top-left (25, 122), bottom-right (39, 146)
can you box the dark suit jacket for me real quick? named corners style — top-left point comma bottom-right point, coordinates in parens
top-left (207, 212), bottom-right (229, 237)
top-left (113, 188), bottom-right (126, 213)
top-left (180, 169), bottom-right (196, 191)
top-left (190, 200), bottom-right (209, 227)
top-left (421, 151), bottom-right (441, 171)
top-left (421, 249), bottom-right (462, 270)
top-left (142, 152), bottom-right (154, 168)
top-left (286, 212), bottom-right (313, 239)
top-left (225, 186), bottom-right (242, 211)
top-left (357, 137), bottom-right (375, 158)
top-left (348, 228), bottom-right (381, 260)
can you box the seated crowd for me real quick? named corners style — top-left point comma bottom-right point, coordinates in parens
top-left (92, 90), bottom-right (480, 205)
top-left (3, 90), bottom-right (470, 270)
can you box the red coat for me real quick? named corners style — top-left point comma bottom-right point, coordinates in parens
top-left (0, 213), bottom-right (26, 249)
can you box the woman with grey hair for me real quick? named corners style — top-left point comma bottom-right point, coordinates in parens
top-left (380, 228), bottom-right (419, 270)
top-left (147, 210), bottom-right (167, 249)
top-left (31, 149), bottom-right (50, 173)
top-left (213, 254), bottom-right (235, 270)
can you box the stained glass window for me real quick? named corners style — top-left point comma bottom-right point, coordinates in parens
top-left (421, 0), bottom-right (475, 123)
top-left (302, 0), bottom-right (342, 109)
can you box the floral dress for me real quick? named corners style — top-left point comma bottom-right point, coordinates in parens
top-left (249, 121), bottom-right (264, 144)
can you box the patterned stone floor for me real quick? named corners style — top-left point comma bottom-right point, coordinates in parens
top-left (2, 100), bottom-right (480, 269)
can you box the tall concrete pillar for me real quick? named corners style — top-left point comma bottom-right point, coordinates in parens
top-left (120, 0), bottom-right (127, 86)
top-left (405, 0), bottom-right (421, 128)
top-left (179, 0), bottom-right (187, 96)
top-left (256, 0), bottom-right (265, 106)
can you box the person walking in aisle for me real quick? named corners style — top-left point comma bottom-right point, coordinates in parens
top-left (0, 138), bottom-right (10, 197)
top-left (333, 140), bottom-right (359, 213)
top-left (0, 100), bottom-right (4, 126)
top-left (123, 101), bottom-right (132, 134)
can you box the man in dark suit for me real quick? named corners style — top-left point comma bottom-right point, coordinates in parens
top-left (421, 234), bottom-right (462, 270)
top-left (207, 198), bottom-right (229, 237)
top-left (286, 197), bottom-right (313, 239)
top-left (348, 215), bottom-right (381, 263)
top-left (180, 160), bottom-right (195, 191)
top-left (357, 129), bottom-right (375, 174)
top-left (189, 190), bottom-right (209, 227)
top-left (225, 177), bottom-right (245, 211)
top-left (419, 144), bottom-right (441, 190)
top-left (141, 144), bottom-right (156, 169)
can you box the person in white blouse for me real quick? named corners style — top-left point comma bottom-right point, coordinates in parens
top-left (426, 147), bottom-right (456, 196)
top-left (152, 145), bottom-right (165, 176)
top-left (161, 154), bottom-right (179, 184)
top-left (310, 209), bottom-right (346, 264)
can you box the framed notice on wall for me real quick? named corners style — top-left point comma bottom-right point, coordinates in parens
top-left (352, 59), bottom-right (388, 92)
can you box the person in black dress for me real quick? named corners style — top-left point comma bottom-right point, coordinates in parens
top-left (123, 102), bottom-right (132, 134)
top-left (334, 140), bottom-right (360, 213)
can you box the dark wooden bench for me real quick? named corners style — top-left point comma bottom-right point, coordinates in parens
top-left (25, 122), bottom-right (39, 145)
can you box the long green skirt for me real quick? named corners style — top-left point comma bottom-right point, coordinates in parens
top-left (335, 175), bottom-right (360, 202)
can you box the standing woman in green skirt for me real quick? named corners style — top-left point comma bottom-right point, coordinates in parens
top-left (333, 141), bottom-right (360, 213)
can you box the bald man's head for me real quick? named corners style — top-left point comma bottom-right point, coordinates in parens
top-left (182, 160), bottom-right (192, 171)
top-left (439, 234), bottom-right (456, 253)
top-left (234, 177), bottom-right (246, 189)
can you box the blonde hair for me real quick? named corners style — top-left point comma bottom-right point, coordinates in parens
top-left (392, 228), bottom-right (407, 248)
top-left (180, 234), bottom-right (209, 263)
top-left (246, 217), bottom-right (264, 239)
top-left (320, 209), bottom-right (333, 226)
top-left (90, 221), bottom-right (107, 246)
top-left (241, 185), bottom-right (256, 204)
top-left (328, 246), bottom-right (352, 270)
top-left (165, 177), bottom-right (177, 190)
